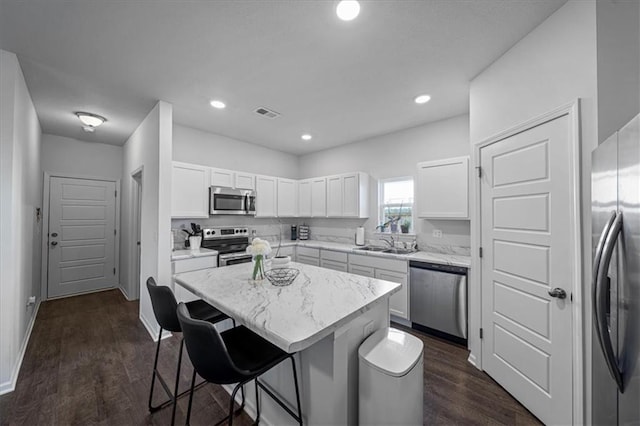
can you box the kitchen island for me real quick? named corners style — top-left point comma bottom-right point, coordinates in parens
top-left (174, 262), bottom-right (401, 425)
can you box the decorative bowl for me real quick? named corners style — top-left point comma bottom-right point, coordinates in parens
top-left (264, 268), bottom-right (299, 287)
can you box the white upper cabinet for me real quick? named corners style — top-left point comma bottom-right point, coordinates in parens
top-left (255, 175), bottom-right (277, 217)
top-left (277, 178), bottom-right (298, 217)
top-left (327, 173), bottom-right (369, 218)
top-left (211, 167), bottom-right (255, 190)
top-left (416, 156), bottom-right (469, 219)
top-left (172, 162), bottom-right (210, 218)
top-left (234, 172), bottom-right (255, 190)
top-left (327, 175), bottom-right (343, 217)
top-left (310, 177), bottom-right (327, 217)
top-left (298, 179), bottom-right (312, 217)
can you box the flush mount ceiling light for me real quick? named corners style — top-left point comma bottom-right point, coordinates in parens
top-left (336, 0), bottom-right (360, 21)
top-left (414, 94), bottom-right (432, 104)
top-left (75, 112), bottom-right (106, 133)
top-left (301, 134), bottom-right (312, 141)
top-left (210, 99), bottom-right (226, 109)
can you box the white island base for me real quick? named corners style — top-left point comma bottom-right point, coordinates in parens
top-left (222, 301), bottom-right (389, 426)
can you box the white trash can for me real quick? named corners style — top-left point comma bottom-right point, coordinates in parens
top-left (358, 327), bottom-right (424, 426)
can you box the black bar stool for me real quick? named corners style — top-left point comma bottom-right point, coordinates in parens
top-left (146, 277), bottom-right (231, 425)
top-left (177, 302), bottom-right (303, 426)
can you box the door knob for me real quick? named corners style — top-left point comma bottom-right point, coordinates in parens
top-left (51, 241), bottom-right (58, 246)
top-left (548, 287), bottom-right (566, 299)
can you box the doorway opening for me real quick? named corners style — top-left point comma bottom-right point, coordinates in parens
top-left (131, 169), bottom-right (143, 300)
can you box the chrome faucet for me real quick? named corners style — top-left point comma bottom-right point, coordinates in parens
top-left (380, 235), bottom-right (395, 248)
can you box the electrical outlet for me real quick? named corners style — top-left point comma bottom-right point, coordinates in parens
top-left (433, 229), bottom-right (443, 238)
top-left (363, 321), bottom-right (375, 338)
top-left (27, 296), bottom-right (36, 306)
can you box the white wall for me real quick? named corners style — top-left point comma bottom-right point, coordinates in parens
top-left (120, 101), bottom-right (173, 339)
top-left (297, 114), bottom-right (470, 250)
top-left (468, 0), bottom-right (598, 420)
top-left (0, 50), bottom-right (43, 394)
top-left (173, 124), bottom-right (299, 179)
top-left (596, 0), bottom-right (640, 142)
top-left (41, 134), bottom-right (123, 180)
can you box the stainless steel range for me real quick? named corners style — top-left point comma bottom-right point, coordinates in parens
top-left (201, 227), bottom-right (252, 266)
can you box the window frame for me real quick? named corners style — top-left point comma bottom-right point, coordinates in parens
top-left (378, 176), bottom-right (415, 234)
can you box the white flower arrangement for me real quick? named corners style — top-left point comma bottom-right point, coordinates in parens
top-left (246, 238), bottom-right (272, 280)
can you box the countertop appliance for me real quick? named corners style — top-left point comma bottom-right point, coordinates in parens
top-left (209, 186), bottom-right (256, 215)
top-left (409, 260), bottom-right (467, 342)
top-left (201, 227), bottom-right (252, 266)
top-left (591, 114), bottom-right (639, 425)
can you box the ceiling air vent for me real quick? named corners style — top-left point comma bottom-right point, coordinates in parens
top-left (254, 106), bottom-right (281, 119)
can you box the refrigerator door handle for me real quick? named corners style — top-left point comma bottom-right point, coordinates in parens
top-left (593, 211), bottom-right (617, 286)
top-left (594, 210), bottom-right (624, 392)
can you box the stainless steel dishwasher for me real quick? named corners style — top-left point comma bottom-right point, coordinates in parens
top-left (409, 261), bottom-right (467, 341)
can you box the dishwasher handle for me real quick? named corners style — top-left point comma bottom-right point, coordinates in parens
top-left (457, 274), bottom-right (467, 339)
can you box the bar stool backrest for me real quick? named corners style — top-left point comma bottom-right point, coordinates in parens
top-left (146, 277), bottom-right (181, 333)
top-left (177, 303), bottom-right (246, 385)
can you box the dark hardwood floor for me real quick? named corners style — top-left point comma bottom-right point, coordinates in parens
top-left (0, 290), bottom-right (540, 425)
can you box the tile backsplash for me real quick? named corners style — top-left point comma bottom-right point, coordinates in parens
top-left (171, 217), bottom-right (470, 256)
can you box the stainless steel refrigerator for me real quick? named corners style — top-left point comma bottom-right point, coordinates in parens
top-left (592, 113), bottom-right (640, 425)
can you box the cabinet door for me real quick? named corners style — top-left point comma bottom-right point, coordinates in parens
top-left (277, 178), bottom-right (298, 217)
top-left (376, 269), bottom-right (409, 320)
top-left (172, 162), bottom-right (209, 218)
top-left (255, 175), bottom-right (277, 217)
top-left (348, 264), bottom-right (375, 278)
top-left (298, 180), bottom-right (312, 217)
top-left (326, 175), bottom-right (343, 217)
top-left (210, 168), bottom-right (234, 188)
top-left (311, 178), bottom-right (327, 217)
top-left (342, 173), bottom-right (359, 217)
top-left (417, 156), bottom-right (469, 219)
top-left (235, 172), bottom-right (255, 190)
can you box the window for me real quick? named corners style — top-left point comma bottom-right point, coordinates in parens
top-left (379, 177), bottom-right (414, 233)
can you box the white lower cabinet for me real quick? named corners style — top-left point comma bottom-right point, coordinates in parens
top-left (296, 246), bottom-right (320, 266)
top-left (375, 269), bottom-right (409, 320)
top-left (172, 255), bottom-right (217, 302)
top-left (320, 249), bottom-right (348, 272)
top-left (348, 253), bottom-right (409, 320)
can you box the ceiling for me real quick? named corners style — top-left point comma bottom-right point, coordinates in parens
top-left (0, 0), bottom-right (566, 155)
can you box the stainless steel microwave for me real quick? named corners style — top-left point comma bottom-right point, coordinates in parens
top-left (209, 187), bottom-right (256, 215)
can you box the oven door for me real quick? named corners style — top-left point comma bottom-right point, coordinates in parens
top-left (219, 253), bottom-right (253, 266)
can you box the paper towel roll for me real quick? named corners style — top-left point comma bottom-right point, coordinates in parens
top-left (355, 227), bottom-right (365, 246)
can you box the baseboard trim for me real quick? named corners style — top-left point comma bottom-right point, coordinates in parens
top-left (0, 301), bottom-right (41, 395)
top-left (467, 352), bottom-right (480, 370)
top-left (118, 286), bottom-right (134, 301)
top-left (222, 384), bottom-right (275, 426)
top-left (139, 313), bottom-right (171, 342)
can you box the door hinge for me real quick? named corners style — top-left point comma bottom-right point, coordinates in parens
top-left (114, 229), bottom-right (117, 235)
top-left (479, 247), bottom-right (483, 258)
top-left (475, 166), bottom-right (482, 178)
top-left (570, 292), bottom-right (573, 302)
top-left (113, 267), bottom-right (116, 275)
top-left (115, 190), bottom-right (117, 197)
top-left (480, 328), bottom-right (484, 339)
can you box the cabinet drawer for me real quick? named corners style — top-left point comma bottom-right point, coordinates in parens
top-left (297, 255), bottom-right (320, 267)
top-left (348, 254), bottom-right (407, 273)
top-left (275, 246), bottom-right (295, 258)
top-left (348, 264), bottom-right (375, 278)
top-left (320, 259), bottom-right (348, 272)
top-left (321, 249), bottom-right (348, 262)
top-left (173, 256), bottom-right (217, 274)
top-left (297, 246), bottom-right (319, 258)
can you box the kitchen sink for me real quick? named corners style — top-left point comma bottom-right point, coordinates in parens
top-left (354, 246), bottom-right (416, 255)
top-left (382, 248), bottom-right (417, 255)
top-left (354, 246), bottom-right (388, 252)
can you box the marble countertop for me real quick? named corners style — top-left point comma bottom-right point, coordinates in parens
top-left (273, 240), bottom-right (470, 268)
top-left (174, 261), bottom-right (401, 353)
top-left (171, 248), bottom-right (218, 261)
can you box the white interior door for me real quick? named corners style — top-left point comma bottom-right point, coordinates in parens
top-left (47, 176), bottom-right (117, 298)
top-left (480, 115), bottom-right (573, 425)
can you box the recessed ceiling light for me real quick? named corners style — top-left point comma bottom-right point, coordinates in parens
top-left (75, 112), bottom-right (106, 132)
top-left (336, 0), bottom-right (360, 21)
top-left (414, 94), bottom-right (431, 104)
top-left (301, 134), bottom-right (312, 141)
top-left (210, 100), bottom-right (226, 109)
